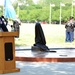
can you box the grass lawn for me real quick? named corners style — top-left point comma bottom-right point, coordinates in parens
top-left (15, 23), bottom-right (75, 48)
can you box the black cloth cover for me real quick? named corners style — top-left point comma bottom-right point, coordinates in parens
top-left (33, 22), bottom-right (49, 51)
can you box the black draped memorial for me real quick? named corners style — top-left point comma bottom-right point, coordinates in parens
top-left (31, 22), bottom-right (56, 52)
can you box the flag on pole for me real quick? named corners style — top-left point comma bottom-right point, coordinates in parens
top-left (72, 1), bottom-right (75, 5)
top-left (60, 3), bottom-right (65, 6)
top-left (4, 0), bottom-right (16, 20)
top-left (50, 4), bottom-right (55, 7)
top-left (17, 3), bottom-right (22, 17)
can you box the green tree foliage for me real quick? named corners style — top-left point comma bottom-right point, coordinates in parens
top-left (12, 0), bottom-right (74, 23)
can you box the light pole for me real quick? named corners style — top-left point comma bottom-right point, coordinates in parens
top-left (60, 2), bottom-right (65, 25)
top-left (49, 3), bottom-right (55, 25)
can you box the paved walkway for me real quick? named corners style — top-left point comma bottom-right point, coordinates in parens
top-left (0, 46), bottom-right (75, 75)
top-left (1, 61), bottom-right (75, 75)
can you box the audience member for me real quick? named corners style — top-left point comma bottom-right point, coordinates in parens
top-left (65, 16), bottom-right (75, 42)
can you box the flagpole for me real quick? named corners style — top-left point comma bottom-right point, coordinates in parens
top-left (17, 3), bottom-right (23, 18)
top-left (49, 3), bottom-right (55, 25)
top-left (17, 3), bottom-right (19, 17)
top-left (49, 3), bottom-right (51, 24)
top-left (72, 1), bottom-right (74, 16)
top-left (60, 2), bottom-right (61, 25)
top-left (71, 0), bottom-right (75, 17)
top-left (59, 2), bottom-right (65, 25)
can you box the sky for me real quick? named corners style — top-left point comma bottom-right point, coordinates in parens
top-left (0, 0), bottom-right (14, 6)
top-left (0, 0), bottom-right (39, 6)
top-left (0, 0), bottom-right (4, 5)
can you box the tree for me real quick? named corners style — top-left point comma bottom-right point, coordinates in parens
top-left (12, 0), bottom-right (74, 23)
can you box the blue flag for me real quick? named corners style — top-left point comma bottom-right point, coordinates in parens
top-left (4, 0), bottom-right (16, 20)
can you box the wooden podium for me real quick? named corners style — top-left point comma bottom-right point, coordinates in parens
top-left (0, 32), bottom-right (20, 74)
